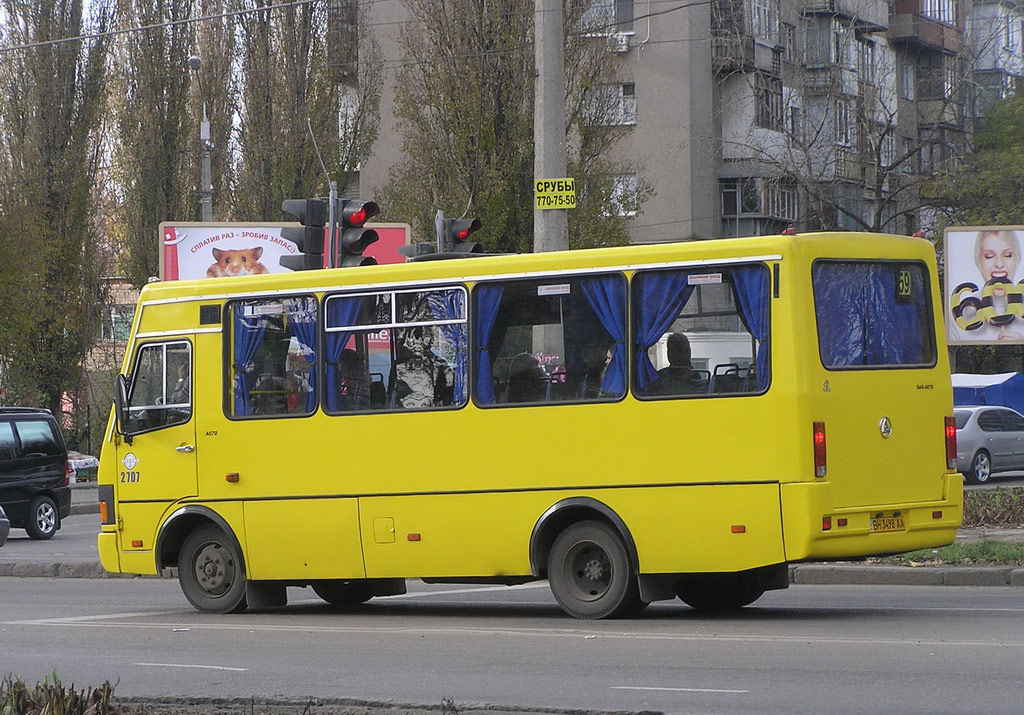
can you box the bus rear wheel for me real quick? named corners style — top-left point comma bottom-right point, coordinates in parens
top-left (179, 525), bottom-right (247, 614)
top-left (547, 520), bottom-right (643, 620)
top-left (676, 572), bottom-right (765, 611)
top-left (312, 580), bottom-right (374, 607)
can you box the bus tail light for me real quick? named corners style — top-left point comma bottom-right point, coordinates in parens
top-left (813, 421), bottom-right (827, 477)
top-left (945, 416), bottom-right (957, 470)
top-left (98, 484), bottom-right (115, 526)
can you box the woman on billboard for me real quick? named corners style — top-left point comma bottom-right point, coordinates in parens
top-left (949, 229), bottom-right (1024, 342)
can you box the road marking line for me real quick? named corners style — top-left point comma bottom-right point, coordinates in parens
top-left (135, 662), bottom-right (248, 672)
top-left (6, 610), bottom-right (184, 625)
top-left (612, 686), bottom-right (749, 694)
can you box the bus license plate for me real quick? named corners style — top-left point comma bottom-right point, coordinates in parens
top-left (870, 515), bottom-right (906, 533)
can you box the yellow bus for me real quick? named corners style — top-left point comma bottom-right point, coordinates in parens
top-left (97, 231), bottom-right (962, 619)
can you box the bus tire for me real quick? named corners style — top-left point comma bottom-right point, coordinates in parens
top-left (676, 572), bottom-right (765, 611)
top-left (178, 525), bottom-right (248, 614)
top-left (312, 580), bottom-right (374, 607)
top-left (25, 495), bottom-right (58, 540)
top-left (547, 520), bottom-right (643, 620)
top-left (968, 451), bottom-right (991, 485)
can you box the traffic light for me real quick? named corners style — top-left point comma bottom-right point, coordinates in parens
top-left (446, 217), bottom-right (482, 253)
top-left (279, 198), bottom-right (328, 271)
top-left (336, 200), bottom-right (380, 267)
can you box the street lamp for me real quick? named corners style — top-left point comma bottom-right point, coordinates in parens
top-left (187, 55), bottom-right (213, 222)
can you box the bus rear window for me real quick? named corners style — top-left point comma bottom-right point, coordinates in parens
top-left (812, 261), bottom-right (935, 369)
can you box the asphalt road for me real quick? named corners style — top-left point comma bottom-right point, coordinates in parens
top-left (2, 577), bottom-right (1023, 714)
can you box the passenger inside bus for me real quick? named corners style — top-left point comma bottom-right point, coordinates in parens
top-left (646, 333), bottom-right (706, 396)
top-left (579, 344), bottom-right (612, 399)
top-left (506, 352), bottom-right (548, 403)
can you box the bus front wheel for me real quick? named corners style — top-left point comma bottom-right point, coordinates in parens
top-left (547, 520), bottom-right (644, 619)
top-left (178, 525), bottom-right (248, 614)
top-left (676, 572), bottom-right (765, 611)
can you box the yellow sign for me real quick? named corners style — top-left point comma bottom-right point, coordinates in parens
top-left (535, 178), bottom-right (576, 210)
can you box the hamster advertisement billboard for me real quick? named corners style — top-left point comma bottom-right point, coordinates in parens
top-left (159, 222), bottom-right (410, 280)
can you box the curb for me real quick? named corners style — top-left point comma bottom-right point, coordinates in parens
top-left (70, 502), bottom-right (99, 516)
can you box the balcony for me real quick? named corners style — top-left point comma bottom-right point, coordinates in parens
top-left (805, 65), bottom-right (859, 96)
top-left (888, 13), bottom-right (963, 53)
top-left (917, 99), bottom-right (965, 126)
top-left (802, 0), bottom-right (888, 31)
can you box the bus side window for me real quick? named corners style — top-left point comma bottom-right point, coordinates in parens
top-left (472, 273), bottom-right (627, 407)
top-left (324, 287), bottom-right (468, 414)
top-left (633, 264), bottom-right (771, 399)
top-left (228, 296), bottom-right (318, 419)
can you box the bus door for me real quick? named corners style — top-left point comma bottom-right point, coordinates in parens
top-left (811, 260), bottom-right (948, 507)
top-left (116, 340), bottom-right (197, 551)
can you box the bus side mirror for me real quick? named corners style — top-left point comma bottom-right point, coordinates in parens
top-left (115, 374), bottom-right (132, 444)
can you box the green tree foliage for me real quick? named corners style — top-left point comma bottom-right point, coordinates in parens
top-left (381, 0), bottom-right (646, 252)
top-left (233, 0), bottom-right (381, 221)
top-left (0, 0), bottom-right (112, 415)
top-left (113, 0), bottom-right (199, 286)
top-left (930, 94), bottom-right (1024, 226)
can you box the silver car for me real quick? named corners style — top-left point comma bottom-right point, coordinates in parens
top-left (954, 405), bottom-right (1024, 484)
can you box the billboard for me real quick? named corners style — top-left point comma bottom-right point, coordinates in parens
top-left (159, 222), bottom-right (410, 281)
top-left (945, 226), bottom-right (1024, 345)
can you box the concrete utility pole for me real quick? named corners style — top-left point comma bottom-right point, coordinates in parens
top-left (188, 56), bottom-right (214, 222)
top-left (533, 0), bottom-right (568, 253)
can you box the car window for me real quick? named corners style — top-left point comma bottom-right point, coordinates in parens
top-left (954, 411), bottom-right (970, 429)
top-left (977, 411), bottom-right (1005, 432)
top-left (1002, 411), bottom-right (1024, 432)
top-left (0, 422), bottom-right (16, 460)
top-left (14, 419), bottom-right (63, 457)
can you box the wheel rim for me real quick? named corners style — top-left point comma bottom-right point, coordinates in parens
top-left (192, 541), bottom-right (236, 597)
top-left (35, 502), bottom-right (56, 534)
top-left (562, 540), bottom-right (612, 602)
top-left (975, 454), bottom-right (991, 482)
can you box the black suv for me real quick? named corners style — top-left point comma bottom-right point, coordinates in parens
top-left (0, 408), bottom-right (71, 539)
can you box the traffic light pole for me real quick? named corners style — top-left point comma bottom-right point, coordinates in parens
top-left (533, 0), bottom-right (568, 253)
top-left (327, 180), bottom-right (338, 268)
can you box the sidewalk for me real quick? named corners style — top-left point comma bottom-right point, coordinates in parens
top-left (18, 483), bottom-right (1022, 587)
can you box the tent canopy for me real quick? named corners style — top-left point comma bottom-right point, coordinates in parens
top-left (952, 372), bottom-right (1024, 414)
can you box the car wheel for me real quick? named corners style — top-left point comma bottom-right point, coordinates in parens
top-left (312, 580), bottom-right (374, 607)
top-left (968, 451), bottom-right (991, 485)
top-left (547, 520), bottom-right (644, 620)
top-left (178, 525), bottom-right (247, 613)
top-left (676, 572), bottom-right (766, 611)
top-left (25, 496), bottom-right (58, 540)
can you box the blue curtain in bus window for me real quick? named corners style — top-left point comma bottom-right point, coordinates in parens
top-left (288, 298), bottom-right (319, 412)
top-left (731, 265), bottom-right (771, 391)
top-left (233, 308), bottom-right (267, 416)
top-left (427, 290), bottom-right (467, 405)
top-left (474, 283), bottom-right (504, 405)
top-left (633, 271), bottom-right (695, 390)
top-left (325, 296), bottom-right (364, 411)
top-left (814, 262), bottom-right (929, 366)
top-left (581, 276), bottom-right (626, 396)
top-left (864, 265), bottom-right (928, 364)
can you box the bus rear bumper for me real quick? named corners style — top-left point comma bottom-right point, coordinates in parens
top-left (98, 531), bottom-right (121, 574)
top-left (781, 473), bottom-right (964, 561)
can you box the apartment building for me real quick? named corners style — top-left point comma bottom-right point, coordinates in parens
top-left (356, 0), bottom-right (1011, 243)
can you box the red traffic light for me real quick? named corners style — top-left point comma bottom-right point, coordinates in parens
top-left (342, 200), bottom-right (379, 228)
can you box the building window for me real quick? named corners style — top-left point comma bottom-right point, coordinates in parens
top-left (721, 178), bottom-right (795, 220)
top-left (583, 82), bottom-right (636, 126)
top-left (834, 97), bottom-right (852, 146)
top-left (754, 72), bottom-right (784, 131)
top-left (857, 37), bottom-right (875, 85)
top-left (922, 0), bottom-right (955, 25)
top-left (608, 174), bottom-right (639, 217)
top-left (581, 0), bottom-right (634, 35)
top-left (751, 0), bottom-right (778, 44)
top-left (881, 132), bottom-right (895, 168)
top-left (789, 106), bottom-right (803, 144)
top-left (899, 64), bottom-right (915, 100)
top-left (782, 22), bottom-right (796, 61)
